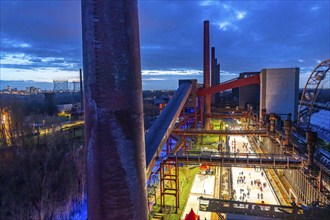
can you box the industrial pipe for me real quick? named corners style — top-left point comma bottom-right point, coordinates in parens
top-left (283, 120), bottom-right (292, 146)
top-left (306, 131), bottom-right (317, 169)
top-left (269, 113), bottom-right (276, 132)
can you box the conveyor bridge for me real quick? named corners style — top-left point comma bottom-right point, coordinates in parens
top-left (172, 129), bottom-right (268, 136)
top-left (145, 81), bottom-right (192, 177)
top-left (198, 197), bottom-right (329, 220)
top-left (166, 151), bottom-right (304, 169)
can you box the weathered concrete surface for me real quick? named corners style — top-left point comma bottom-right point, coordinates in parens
top-left (82, 1), bottom-right (148, 219)
top-left (260, 68), bottom-right (299, 121)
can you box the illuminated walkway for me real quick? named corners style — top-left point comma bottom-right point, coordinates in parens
top-left (230, 135), bottom-right (279, 205)
top-left (181, 174), bottom-right (215, 219)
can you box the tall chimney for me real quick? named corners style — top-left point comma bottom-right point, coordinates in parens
top-left (211, 47), bottom-right (216, 105)
top-left (203, 20), bottom-right (211, 129)
top-left (211, 47), bottom-right (216, 87)
top-left (217, 63), bottom-right (220, 84)
top-left (82, 1), bottom-right (148, 219)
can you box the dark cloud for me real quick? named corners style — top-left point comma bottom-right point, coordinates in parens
top-left (0, 0), bottom-right (329, 89)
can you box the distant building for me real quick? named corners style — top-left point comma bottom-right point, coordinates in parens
top-left (26, 86), bottom-right (41, 94)
top-left (260, 68), bottom-right (299, 121)
top-left (237, 72), bottom-right (260, 109)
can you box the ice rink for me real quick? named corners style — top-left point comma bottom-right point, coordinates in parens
top-left (181, 174), bottom-right (215, 219)
top-left (229, 135), bottom-right (279, 205)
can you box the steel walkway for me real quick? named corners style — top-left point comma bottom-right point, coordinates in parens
top-left (198, 197), bottom-right (330, 220)
top-left (166, 151), bottom-right (304, 169)
top-left (172, 129), bottom-right (268, 136)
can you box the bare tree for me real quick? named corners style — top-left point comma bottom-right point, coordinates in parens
top-left (0, 133), bottom-right (85, 220)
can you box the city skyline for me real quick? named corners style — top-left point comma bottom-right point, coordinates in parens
top-left (0, 0), bottom-right (329, 89)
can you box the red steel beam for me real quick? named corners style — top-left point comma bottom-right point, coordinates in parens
top-left (198, 74), bottom-right (260, 97)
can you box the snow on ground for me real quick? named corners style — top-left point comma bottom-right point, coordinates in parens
top-left (311, 110), bottom-right (330, 131)
top-left (310, 110), bottom-right (330, 142)
top-left (181, 174), bottom-right (215, 219)
top-left (191, 174), bottom-right (215, 195)
top-left (182, 195), bottom-right (212, 220)
top-left (229, 136), bottom-right (279, 205)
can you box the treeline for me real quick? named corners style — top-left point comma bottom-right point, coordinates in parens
top-left (0, 92), bottom-right (81, 116)
top-left (0, 133), bottom-right (86, 220)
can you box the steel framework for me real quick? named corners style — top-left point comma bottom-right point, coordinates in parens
top-left (298, 59), bottom-right (330, 129)
top-left (159, 160), bottom-right (179, 213)
top-left (53, 79), bottom-right (69, 92)
top-left (72, 81), bottom-right (80, 92)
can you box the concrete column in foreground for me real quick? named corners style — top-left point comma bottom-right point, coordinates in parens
top-left (203, 20), bottom-right (211, 129)
top-left (82, 1), bottom-right (148, 219)
top-left (306, 131), bottom-right (317, 170)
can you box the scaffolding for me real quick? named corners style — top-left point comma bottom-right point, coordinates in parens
top-left (53, 80), bottom-right (69, 92)
top-left (160, 160), bottom-right (180, 213)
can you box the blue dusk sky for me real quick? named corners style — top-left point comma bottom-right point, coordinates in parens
top-left (0, 0), bottom-right (329, 90)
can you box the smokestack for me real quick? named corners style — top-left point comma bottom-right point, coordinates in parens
top-left (211, 47), bottom-right (216, 87)
top-left (211, 47), bottom-right (216, 105)
top-left (79, 68), bottom-right (83, 111)
top-left (82, 1), bottom-right (148, 219)
top-left (217, 63), bottom-right (220, 83)
top-left (203, 20), bottom-right (211, 129)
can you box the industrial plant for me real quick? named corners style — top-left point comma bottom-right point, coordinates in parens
top-left (79, 1), bottom-right (330, 220)
top-left (1, 1), bottom-right (329, 220)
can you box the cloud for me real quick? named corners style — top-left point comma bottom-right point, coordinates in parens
top-left (142, 69), bottom-right (202, 76)
top-left (310, 6), bottom-right (320, 11)
top-left (0, 0), bottom-right (329, 90)
top-left (236, 11), bottom-right (247, 20)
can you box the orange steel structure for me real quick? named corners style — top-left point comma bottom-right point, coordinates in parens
top-left (198, 74), bottom-right (260, 96)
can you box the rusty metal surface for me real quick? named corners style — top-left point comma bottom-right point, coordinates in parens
top-left (198, 74), bottom-right (260, 96)
top-left (82, 1), bottom-right (147, 219)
